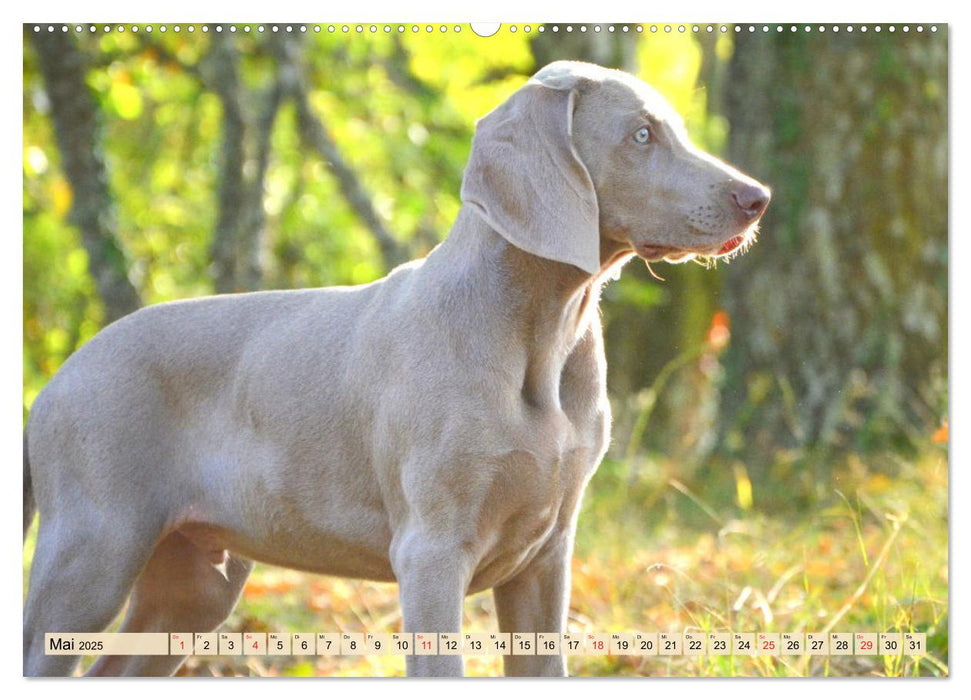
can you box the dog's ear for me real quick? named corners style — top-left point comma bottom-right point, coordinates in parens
top-left (460, 81), bottom-right (601, 276)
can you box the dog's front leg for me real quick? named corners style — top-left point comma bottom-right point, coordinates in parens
top-left (492, 535), bottom-right (573, 676)
top-left (392, 533), bottom-right (470, 677)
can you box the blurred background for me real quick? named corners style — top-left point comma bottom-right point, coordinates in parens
top-left (23, 24), bottom-right (947, 676)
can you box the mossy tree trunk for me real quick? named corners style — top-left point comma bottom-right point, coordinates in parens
top-left (720, 29), bottom-right (947, 472)
top-left (32, 28), bottom-right (142, 324)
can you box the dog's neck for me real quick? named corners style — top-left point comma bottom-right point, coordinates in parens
top-left (429, 206), bottom-right (633, 409)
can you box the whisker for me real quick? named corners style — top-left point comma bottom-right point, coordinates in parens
top-left (645, 260), bottom-right (666, 281)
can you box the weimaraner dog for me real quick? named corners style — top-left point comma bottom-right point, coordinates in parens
top-left (23, 60), bottom-right (769, 677)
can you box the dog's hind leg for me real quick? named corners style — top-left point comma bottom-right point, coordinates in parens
top-left (86, 531), bottom-right (253, 676)
top-left (23, 516), bottom-right (159, 676)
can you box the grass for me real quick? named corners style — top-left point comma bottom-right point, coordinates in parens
top-left (23, 442), bottom-right (948, 678)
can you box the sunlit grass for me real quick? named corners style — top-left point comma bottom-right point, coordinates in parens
top-left (561, 447), bottom-right (948, 677)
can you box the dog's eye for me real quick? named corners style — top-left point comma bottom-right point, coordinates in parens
top-left (634, 126), bottom-right (651, 144)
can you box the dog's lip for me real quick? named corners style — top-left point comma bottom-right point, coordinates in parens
top-left (634, 242), bottom-right (717, 263)
top-left (635, 243), bottom-right (681, 261)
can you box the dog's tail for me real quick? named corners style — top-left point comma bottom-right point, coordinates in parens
top-left (24, 431), bottom-right (36, 539)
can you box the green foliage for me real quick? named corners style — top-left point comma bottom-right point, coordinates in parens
top-left (637, 32), bottom-right (703, 121)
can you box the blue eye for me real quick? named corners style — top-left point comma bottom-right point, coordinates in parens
top-left (634, 126), bottom-right (651, 144)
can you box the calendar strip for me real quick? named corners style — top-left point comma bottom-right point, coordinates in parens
top-left (45, 631), bottom-right (928, 657)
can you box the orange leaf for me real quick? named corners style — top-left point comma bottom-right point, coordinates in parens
top-left (932, 421), bottom-right (948, 444)
top-left (706, 310), bottom-right (731, 351)
top-left (243, 581), bottom-right (268, 599)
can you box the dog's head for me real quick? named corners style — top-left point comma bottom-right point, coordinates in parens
top-left (461, 60), bottom-right (770, 275)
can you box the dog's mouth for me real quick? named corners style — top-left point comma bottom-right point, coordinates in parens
top-left (635, 227), bottom-right (758, 265)
top-left (703, 225), bottom-right (760, 262)
top-left (716, 235), bottom-right (746, 256)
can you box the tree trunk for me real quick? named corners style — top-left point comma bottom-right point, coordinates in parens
top-left (720, 29), bottom-right (948, 469)
top-left (207, 32), bottom-right (249, 294)
top-left (32, 28), bottom-right (141, 324)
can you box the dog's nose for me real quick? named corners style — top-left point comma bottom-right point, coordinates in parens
top-left (730, 182), bottom-right (771, 221)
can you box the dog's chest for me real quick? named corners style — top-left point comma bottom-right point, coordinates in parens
top-left (461, 404), bottom-right (607, 591)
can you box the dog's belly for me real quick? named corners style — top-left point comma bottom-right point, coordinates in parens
top-left (174, 470), bottom-right (397, 581)
top-left (179, 521), bottom-right (397, 582)
top-left (172, 433), bottom-right (398, 581)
